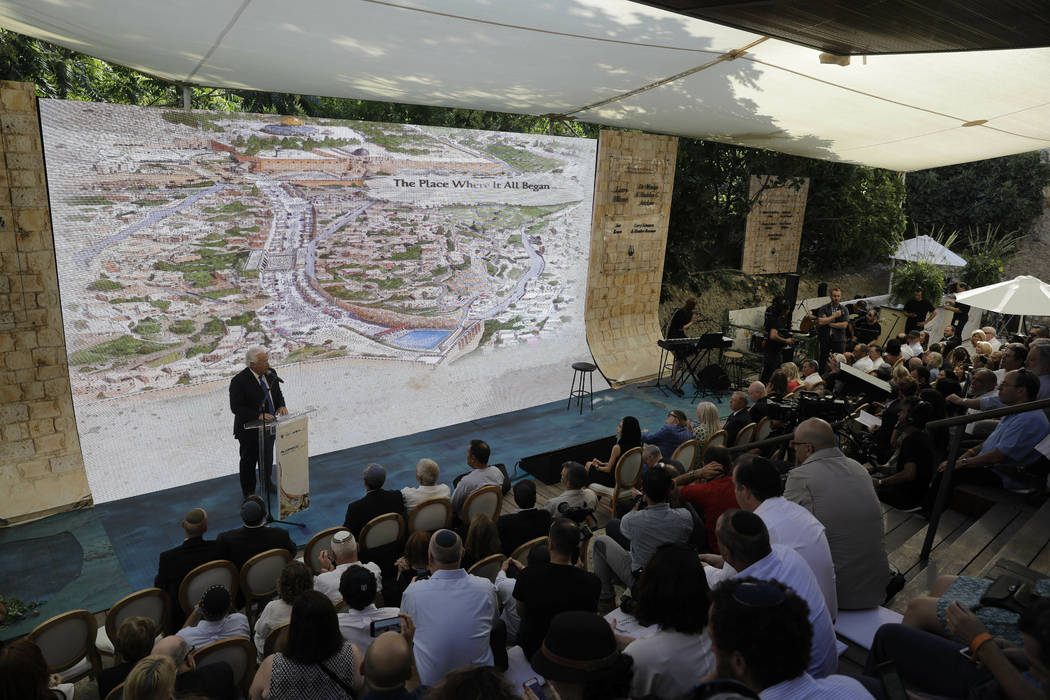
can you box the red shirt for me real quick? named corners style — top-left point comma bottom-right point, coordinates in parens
top-left (680, 476), bottom-right (739, 553)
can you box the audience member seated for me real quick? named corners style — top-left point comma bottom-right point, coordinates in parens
top-left (586, 416), bottom-right (642, 488)
top-left (591, 466), bottom-right (693, 612)
top-left (217, 495), bottom-right (297, 571)
top-left (642, 409), bottom-right (693, 460)
top-left (391, 530), bottom-right (430, 606)
top-left (497, 543), bottom-right (550, 648)
top-left (691, 401), bottom-right (721, 445)
top-left (853, 308), bottom-right (882, 345)
top-left (343, 463), bottom-right (406, 539)
top-left (529, 611), bottom-right (634, 700)
top-left (765, 369), bottom-right (789, 400)
top-left (930, 368), bottom-right (1049, 497)
top-left (400, 458), bottom-right (450, 512)
top-left (360, 630), bottom-right (422, 700)
top-left (639, 443), bottom-right (686, 477)
top-left (153, 635), bottom-right (237, 700)
top-left (673, 446), bottom-right (736, 553)
top-left (910, 363), bottom-right (932, 392)
top-left (496, 479), bottom-right (551, 556)
top-left (700, 511), bottom-right (837, 678)
top-left (708, 578), bottom-right (872, 698)
top-left (254, 560), bottom-right (313, 658)
top-left (543, 461), bottom-right (598, 517)
top-left (513, 518), bottom-right (601, 658)
top-left (154, 507), bottom-right (223, 631)
top-left (781, 361), bottom-right (802, 392)
top-left (867, 596), bottom-right (1050, 699)
top-left (785, 418), bottom-right (893, 610)
top-left (0, 638), bottom-right (75, 700)
top-left (462, 513), bottom-right (502, 570)
top-left (426, 666), bottom-right (518, 700)
top-left (851, 342), bottom-right (872, 372)
top-left (871, 398), bottom-right (936, 512)
top-left (721, 391), bottom-right (752, 445)
top-left (177, 584), bottom-right (249, 650)
top-left (823, 353), bottom-right (847, 395)
top-left (747, 381), bottom-right (769, 423)
top-left (399, 529), bottom-right (499, 686)
top-left (906, 330), bottom-right (924, 357)
top-left (872, 375), bottom-right (918, 463)
top-left (730, 454), bottom-right (837, 620)
top-left (619, 543), bottom-right (715, 699)
top-left (800, 358), bottom-right (823, 390)
top-left (926, 350), bottom-right (943, 379)
top-left (250, 590), bottom-right (362, 700)
top-left (337, 565), bottom-right (400, 653)
top-left (99, 616), bottom-right (157, 699)
top-left (124, 655), bottom-right (177, 700)
top-left (315, 530), bottom-right (383, 603)
top-left (885, 338), bottom-right (904, 367)
top-left (450, 439), bottom-right (504, 517)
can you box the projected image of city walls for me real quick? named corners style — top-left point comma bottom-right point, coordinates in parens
top-left (41, 101), bottom-right (598, 502)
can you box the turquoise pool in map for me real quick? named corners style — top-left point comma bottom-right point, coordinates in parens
top-left (390, 329), bottom-right (452, 349)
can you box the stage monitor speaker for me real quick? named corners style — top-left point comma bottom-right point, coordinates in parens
top-left (518, 435), bottom-right (618, 484)
top-left (784, 273), bottom-right (800, 309)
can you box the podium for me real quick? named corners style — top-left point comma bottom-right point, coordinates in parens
top-left (243, 410), bottom-right (312, 524)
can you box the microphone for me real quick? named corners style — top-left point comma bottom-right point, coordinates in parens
top-left (266, 368), bottom-right (284, 384)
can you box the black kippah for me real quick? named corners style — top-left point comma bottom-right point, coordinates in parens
top-left (434, 529), bottom-right (457, 547)
top-left (731, 510), bottom-right (764, 536)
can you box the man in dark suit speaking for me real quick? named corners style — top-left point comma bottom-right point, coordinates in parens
top-left (229, 346), bottom-right (288, 499)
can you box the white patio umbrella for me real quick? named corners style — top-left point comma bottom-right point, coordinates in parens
top-left (890, 235), bottom-right (967, 267)
top-left (954, 275), bottom-right (1050, 329)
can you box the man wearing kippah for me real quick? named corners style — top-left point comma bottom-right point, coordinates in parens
top-left (177, 585), bottom-right (249, 651)
top-left (216, 495), bottom-right (296, 571)
top-left (400, 529), bottom-right (499, 686)
top-left (154, 507), bottom-right (224, 632)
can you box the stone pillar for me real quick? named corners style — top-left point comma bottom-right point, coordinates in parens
top-left (0, 82), bottom-right (91, 525)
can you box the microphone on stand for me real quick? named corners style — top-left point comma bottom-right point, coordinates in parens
top-left (266, 368), bottom-right (284, 384)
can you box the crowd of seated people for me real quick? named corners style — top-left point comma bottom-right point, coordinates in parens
top-left (6, 328), bottom-right (1050, 700)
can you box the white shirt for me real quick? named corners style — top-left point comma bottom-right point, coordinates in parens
top-left (177, 613), bottom-right (250, 650)
top-left (852, 356), bottom-right (874, 373)
top-left (987, 338), bottom-right (1002, 352)
top-left (542, 488), bottom-right (598, 516)
top-left (625, 629), bottom-right (715, 699)
top-left (495, 569), bottom-right (521, 646)
top-left (759, 672), bottom-right (873, 699)
top-left (451, 466), bottom-right (505, 513)
top-left (802, 373), bottom-right (822, 389)
top-left (402, 483), bottom-right (451, 512)
top-left (337, 604), bottom-right (401, 653)
top-left (908, 341), bottom-right (924, 357)
top-left (253, 598), bottom-right (292, 657)
top-left (755, 497), bottom-right (838, 620)
top-left (400, 568), bottom-right (499, 686)
top-left (734, 545), bottom-right (838, 680)
top-left (314, 561), bottom-right (383, 603)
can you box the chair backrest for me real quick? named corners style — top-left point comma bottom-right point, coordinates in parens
top-left (360, 512), bottom-right (406, 552)
top-left (671, 439), bottom-right (698, 471)
top-left (193, 637), bottom-right (256, 693)
top-left (462, 485), bottom-right (503, 524)
top-left (510, 536), bottom-right (549, 564)
top-left (28, 609), bottom-right (98, 676)
top-left (466, 553), bottom-right (506, 582)
top-left (407, 497), bottom-right (453, 533)
top-left (104, 682), bottom-right (124, 700)
top-left (304, 526), bottom-right (345, 575)
top-left (178, 560), bottom-right (238, 615)
top-left (754, 417), bottom-right (772, 442)
top-left (264, 621), bottom-right (290, 657)
top-left (614, 447), bottom-right (644, 490)
top-left (702, 430), bottom-right (727, 461)
top-left (104, 588), bottom-right (170, 647)
top-left (733, 423), bottom-right (757, 447)
top-left (239, 548), bottom-right (293, 602)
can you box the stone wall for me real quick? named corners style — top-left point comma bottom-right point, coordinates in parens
top-left (0, 82), bottom-right (91, 525)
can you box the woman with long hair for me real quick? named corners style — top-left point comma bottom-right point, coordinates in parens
top-left (586, 416), bottom-right (642, 487)
top-left (691, 402), bottom-right (720, 445)
top-left (0, 639), bottom-right (69, 700)
top-left (780, 362), bottom-right (802, 392)
top-left (250, 590), bottom-right (361, 699)
top-left (124, 655), bottom-right (176, 700)
top-left (462, 513), bottom-right (502, 570)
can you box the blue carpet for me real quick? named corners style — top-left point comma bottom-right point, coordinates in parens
top-left (1, 385), bottom-right (727, 639)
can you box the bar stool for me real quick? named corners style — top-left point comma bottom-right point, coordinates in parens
top-left (723, 350), bottom-right (746, 389)
top-left (567, 361), bottom-right (597, 414)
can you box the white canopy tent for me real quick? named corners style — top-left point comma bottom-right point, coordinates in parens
top-left (891, 235), bottom-right (968, 267)
top-left (1, 0), bottom-right (1049, 171)
top-left (955, 276), bottom-right (1050, 327)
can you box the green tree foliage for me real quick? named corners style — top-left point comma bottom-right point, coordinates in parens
top-left (905, 152), bottom-right (1050, 242)
top-left (890, 261), bottom-right (944, 306)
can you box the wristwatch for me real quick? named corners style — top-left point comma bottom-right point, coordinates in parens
top-left (960, 457), bottom-right (969, 468)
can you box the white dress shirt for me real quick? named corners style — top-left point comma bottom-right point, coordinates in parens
top-left (400, 568), bottom-right (499, 686)
top-left (314, 561), bottom-right (383, 603)
top-left (625, 629), bottom-right (715, 699)
top-left (451, 466), bottom-right (505, 513)
top-left (852, 356), bottom-right (874, 373)
top-left (755, 497), bottom-right (838, 620)
top-left (734, 545), bottom-right (838, 680)
top-left (759, 672), bottom-right (873, 699)
top-left (177, 613), bottom-right (250, 650)
top-left (401, 483), bottom-right (451, 512)
top-left (337, 604), bottom-right (401, 653)
top-left (253, 598), bottom-right (292, 657)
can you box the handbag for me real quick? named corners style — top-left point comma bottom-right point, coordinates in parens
top-left (979, 575), bottom-right (1039, 614)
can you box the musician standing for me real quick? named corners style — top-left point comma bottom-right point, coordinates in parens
top-left (761, 297), bottom-right (793, 382)
top-left (667, 298), bottom-right (698, 395)
top-left (812, 287), bottom-right (849, 369)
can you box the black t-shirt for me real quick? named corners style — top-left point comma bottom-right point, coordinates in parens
top-left (513, 562), bottom-right (601, 657)
top-left (891, 430), bottom-right (935, 506)
top-left (903, 298), bottom-right (935, 331)
top-left (668, 308), bottom-right (692, 339)
top-left (854, 318), bottom-right (881, 344)
top-left (763, 311), bottom-right (789, 352)
top-left (951, 300), bottom-right (970, 328)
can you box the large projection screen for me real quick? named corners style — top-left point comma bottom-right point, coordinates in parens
top-left (40, 101), bottom-right (600, 503)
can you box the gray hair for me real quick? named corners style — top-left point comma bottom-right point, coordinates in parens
top-left (732, 391), bottom-right (748, 404)
top-left (246, 346), bottom-right (267, 365)
top-left (981, 326), bottom-right (996, 337)
top-left (416, 458), bottom-right (439, 486)
top-left (642, 444), bottom-right (662, 462)
top-left (428, 529), bottom-right (462, 566)
top-left (1032, 339), bottom-right (1050, 372)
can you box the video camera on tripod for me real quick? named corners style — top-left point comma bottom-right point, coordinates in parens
top-left (557, 501), bottom-right (595, 543)
top-left (766, 391), bottom-right (850, 429)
